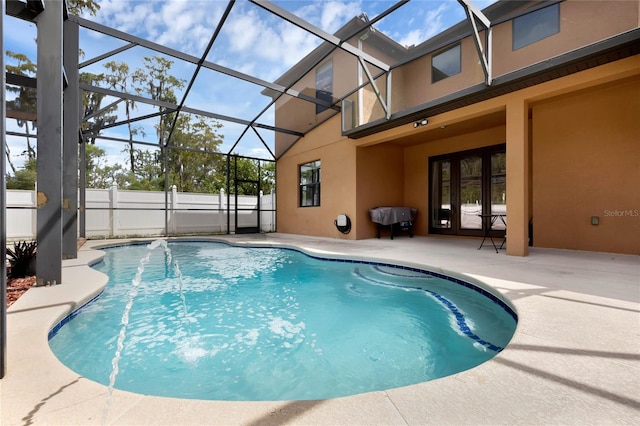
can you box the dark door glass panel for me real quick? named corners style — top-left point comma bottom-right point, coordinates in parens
top-left (431, 159), bottom-right (451, 229)
top-left (491, 152), bottom-right (506, 230)
top-left (459, 155), bottom-right (482, 230)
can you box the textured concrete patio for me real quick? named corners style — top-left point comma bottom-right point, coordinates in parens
top-left (1, 233), bottom-right (639, 425)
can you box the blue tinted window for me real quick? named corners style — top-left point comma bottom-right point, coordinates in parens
top-left (432, 44), bottom-right (461, 83)
top-left (513, 4), bottom-right (560, 50)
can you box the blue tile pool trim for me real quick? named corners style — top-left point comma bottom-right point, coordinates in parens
top-left (354, 267), bottom-right (505, 352)
top-left (294, 251), bottom-right (517, 324)
top-left (48, 290), bottom-right (104, 340)
top-left (50, 240), bottom-right (517, 342)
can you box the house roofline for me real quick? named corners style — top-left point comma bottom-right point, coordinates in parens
top-left (344, 28), bottom-right (640, 139)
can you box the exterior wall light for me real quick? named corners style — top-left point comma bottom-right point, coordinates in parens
top-left (413, 119), bottom-right (428, 128)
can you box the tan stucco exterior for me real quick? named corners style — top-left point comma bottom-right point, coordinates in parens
top-left (275, 1), bottom-right (640, 256)
top-left (392, 37), bottom-right (485, 113)
top-left (492, 1), bottom-right (639, 77)
top-left (531, 76), bottom-right (640, 254)
top-left (276, 115), bottom-right (358, 239)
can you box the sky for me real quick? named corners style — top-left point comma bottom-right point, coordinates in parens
top-left (4, 0), bottom-right (497, 173)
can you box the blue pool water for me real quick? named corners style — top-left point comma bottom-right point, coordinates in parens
top-left (49, 241), bottom-right (517, 401)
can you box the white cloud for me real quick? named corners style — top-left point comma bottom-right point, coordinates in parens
top-left (91, 0), bottom-right (224, 56)
top-left (13, 0), bottom-right (497, 160)
top-left (218, 6), bottom-right (320, 79)
top-left (224, 9), bottom-right (264, 53)
top-left (319, 1), bottom-right (362, 34)
top-left (293, 0), bottom-right (361, 33)
top-left (397, 3), bottom-right (450, 48)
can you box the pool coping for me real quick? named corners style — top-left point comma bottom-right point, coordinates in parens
top-left (2, 234), bottom-right (639, 425)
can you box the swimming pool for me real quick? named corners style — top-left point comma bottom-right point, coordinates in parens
top-left (49, 240), bottom-right (517, 401)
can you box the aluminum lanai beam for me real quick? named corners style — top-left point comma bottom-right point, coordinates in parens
top-left (6, 0), bottom-right (44, 22)
top-left (83, 97), bottom-right (124, 121)
top-left (79, 83), bottom-right (304, 136)
top-left (79, 83), bottom-right (178, 110)
top-left (36, 0), bottom-right (64, 286)
top-left (62, 16), bottom-right (79, 259)
top-left (79, 42), bottom-right (137, 69)
top-left (71, 15), bottom-right (333, 111)
top-left (79, 83), bottom-right (303, 138)
top-left (181, 106), bottom-right (304, 137)
top-left (6, 72), bottom-right (37, 88)
top-left (6, 131), bottom-right (37, 138)
top-left (358, 57), bottom-right (390, 119)
top-left (1, 0), bottom-right (7, 379)
top-left (92, 134), bottom-right (265, 163)
top-left (79, 129), bottom-right (86, 238)
top-left (251, 126), bottom-right (275, 159)
top-left (88, 110), bottom-right (171, 134)
top-left (261, 1), bottom-right (409, 156)
top-left (458, 0), bottom-right (492, 85)
top-left (164, 0), bottom-right (235, 149)
top-left (250, 0), bottom-right (390, 72)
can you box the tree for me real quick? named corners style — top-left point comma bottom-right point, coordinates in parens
top-left (103, 61), bottom-right (140, 173)
top-left (128, 149), bottom-right (164, 190)
top-left (5, 0), bottom-right (101, 184)
top-left (166, 115), bottom-right (225, 193)
top-left (132, 56), bottom-right (185, 145)
top-left (67, 0), bottom-right (101, 16)
top-left (230, 156), bottom-right (276, 195)
top-left (6, 158), bottom-right (36, 190)
top-left (80, 72), bottom-right (118, 144)
top-left (84, 144), bottom-right (127, 189)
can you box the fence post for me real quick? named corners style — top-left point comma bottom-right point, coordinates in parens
top-left (271, 188), bottom-right (276, 232)
top-left (110, 182), bottom-right (118, 237)
top-left (259, 190), bottom-right (263, 232)
top-left (32, 183), bottom-right (38, 239)
top-left (171, 185), bottom-right (178, 234)
top-left (219, 188), bottom-right (225, 233)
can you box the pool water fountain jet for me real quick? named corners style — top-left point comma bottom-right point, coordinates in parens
top-left (102, 239), bottom-right (190, 424)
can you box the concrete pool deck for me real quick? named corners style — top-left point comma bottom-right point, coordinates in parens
top-left (1, 233), bottom-right (639, 425)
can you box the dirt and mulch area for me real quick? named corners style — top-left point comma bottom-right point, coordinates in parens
top-left (6, 275), bottom-right (37, 307)
top-left (5, 238), bottom-right (86, 308)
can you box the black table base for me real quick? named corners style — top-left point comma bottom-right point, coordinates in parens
top-left (376, 221), bottom-right (413, 240)
top-left (478, 214), bottom-right (507, 253)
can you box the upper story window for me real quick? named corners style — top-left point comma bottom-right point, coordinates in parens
top-left (513, 3), bottom-right (560, 50)
top-left (299, 160), bottom-right (321, 207)
top-left (316, 61), bottom-right (333, 114)
top-left (432, 43), bottom-right (461, 83)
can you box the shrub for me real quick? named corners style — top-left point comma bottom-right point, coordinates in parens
top-left (7, 240), bottom-right (37, 278)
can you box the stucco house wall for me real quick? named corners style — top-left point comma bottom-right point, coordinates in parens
top-left (531, 76), bottom-right (640, 254)
top-left (276, 115), bottom-right (358, 239)
top-left (274, 1), bottom-right (640, 255)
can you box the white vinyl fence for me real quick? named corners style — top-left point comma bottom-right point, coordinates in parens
top-left (6, 184), bottom-right (276, 240)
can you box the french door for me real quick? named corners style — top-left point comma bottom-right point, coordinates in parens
top-left (429, 145), bottom-right (506, 237)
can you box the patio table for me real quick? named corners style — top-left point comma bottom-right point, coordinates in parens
top-left (477, 213), bottom-right (507, 253)
top-left (369, 207), bottom-right (417, 239)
